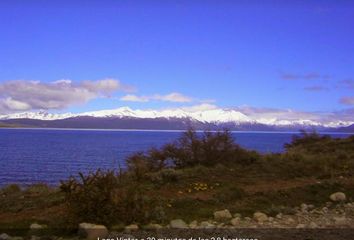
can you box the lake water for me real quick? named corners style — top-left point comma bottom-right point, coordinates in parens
top-left (0, 128), bottom-right (351, 186)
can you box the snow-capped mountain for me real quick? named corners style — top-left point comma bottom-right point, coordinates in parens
top-left (77, 107), bottom-right (253, 124)
top-left (0, 106), bottom-right (353, 130)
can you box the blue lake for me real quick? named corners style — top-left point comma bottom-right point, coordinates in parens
top-left (0, 128), bottom-right (351, 186)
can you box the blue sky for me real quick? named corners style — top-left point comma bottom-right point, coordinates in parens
top-left (0, 0), bottom-right (353, 116)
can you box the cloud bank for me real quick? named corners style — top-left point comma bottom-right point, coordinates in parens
top-left (340, 97), bottom-right (354, 106)
top-left (0, 79), bottom-right (124, 113)
top-left (281, 72), bottom-right (331, 81)
top-left (120, 92), bottom-right (193, 103)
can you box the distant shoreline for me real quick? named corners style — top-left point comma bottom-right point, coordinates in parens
top-left (0, 126), bottom-right (353, 134)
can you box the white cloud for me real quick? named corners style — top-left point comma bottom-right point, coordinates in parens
top-left (120, 94), bottom-right (149, 102)
top-left (180, 103), bottom-right (218, 112)
top-left (340, 97), bottom-right (354, 106)
top-left (0, 79), bottom-right (127, 113)
top-left (1, 97), bottom-right (31, 111)
top-left (120, 92), bottom-right (215, 104)
top-left (120, 92), bottom-right (193, 103)
top-left (152, 92), bottom-right (192, 102)
top-left (232, 106), bottom-right (326, 122)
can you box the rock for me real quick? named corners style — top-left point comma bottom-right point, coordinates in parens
top-left (322, 207), bottom-right (329, 214)
top-left (285, 217), bottom-right (295, 225)
top-left (230, 217), bottom-right (240, 226)
top-left (276, 213), bottom-right (283, 219)
top-left (311, 209), bottom-right (322, 215)
top-left (189, 221), bottom-right (198, 229)
top-left (308, 204), bottom-right (315, 210)
top-left (124, 224), bottom-right (139, 232)
top-left (144, 223), bottom-right (162, 230)
top-left (213, 209), bottom-right (232, 220)
top-left (345, 203), bottom-right (353, 208)
top-left (333, 216), bottom-right (347, 226)
top-left (30, 223), bottom-right (47, 230)
top-left (300, 203), bottom-right (308, 212)
top-left (233, 213), bottom-right (242, 218)
top-left (330, 192), bottom-right (346, 202)
top-left (217, 223), bottom-right (225, 228)
top-left (244, 217), bottom-right (252, 222)
top-left (309, 222), bottom-right (318, 228)
top-left (253, 212), bottom-right (268, 223)
top-left (169, 219), bottom-right (188, 229)
top-left (0, 233), bottom-right (10, 240)
top-left (28, 223), bottom-right (48, 235)
top-left (296, 224), bottom-right (306, 229)
top-left (199, 221), bottom-right (215, 229)
top-left (78, 223), bottom-right (108, 239)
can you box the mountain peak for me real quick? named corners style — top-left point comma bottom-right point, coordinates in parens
top-left (0, 106), bottom-right (353, 129)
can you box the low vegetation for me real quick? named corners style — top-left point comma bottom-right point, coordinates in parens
top-left (1, 129), bottom-right (354, 234)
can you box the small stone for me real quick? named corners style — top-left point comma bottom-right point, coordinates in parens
top-left (144, 223), bottom-right (163, 230)
top-left (213, 209), bottom-right (232, 220)
top-left (28, 223), bottom-right (48, 235)
top-left (199, 221), bottom-right (215, 229)
top-left (230, 217), bottom-right (240, 226)
top-left (276, 213), bottom-right (283, 219)
top-left (189, 221), bottom-right (198, 229)
top-left (233, 213), bottom-right (242, 218)
top-left (308, 204), bottom-right (315, 210)
top-left (78, 223), bottom-right (108, 240)
top-left (311, 209), bottom-right (322, 215)
top-left (345, 203), bottom-right (353, 208)
top-left (124, 224), bottom-right (139, 232)
top-left (333, 216), bottom-right (347, 226)
top-left (217, 223), bottom-right (225, 228)
top-left (330, 192), bottom-right (346, 202)
top-left (300, 203), bottom-right (308, 212)
top-left (253, 212), bottom-right (268, 223)
top-left (30, 223), bottom-right (47, 230)
top-left (309, 222), bottom-right (318, 228)
top-left (0, 233), bottom-right (10, 240)
top-left (296, 224), bottom-right (306, 229)
top-left (322, 207), bottom-right (329, 214)
top-left (170, 219), bottom-right (188, 229)
top-left (244, 217), bottom-right (251, 222)
top-left (286, 217), bottom-right (295, 225)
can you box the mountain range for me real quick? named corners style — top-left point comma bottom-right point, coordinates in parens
top-left (0, 107), bottom-right (353, 132)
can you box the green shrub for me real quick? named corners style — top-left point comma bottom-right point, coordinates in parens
top-left (126, 148), bottom-right (169, 181)
top-left (127, 129), bottom-right (259, 169)
top-left (60, 170), bottom-right (120, 225)
top-left (25, 183), bottom-right (50, 195)
top-left (60, 169), bottom-right (160, 225)
top-left (1, 184), bottom-right (21, 196)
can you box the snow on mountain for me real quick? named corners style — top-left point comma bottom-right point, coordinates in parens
top-left (0, 110), bottom-right (75, 121)
top-left (78, 107), bottom-right (252, 124)
top-left (0, 106), bottom-right (353, 128)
